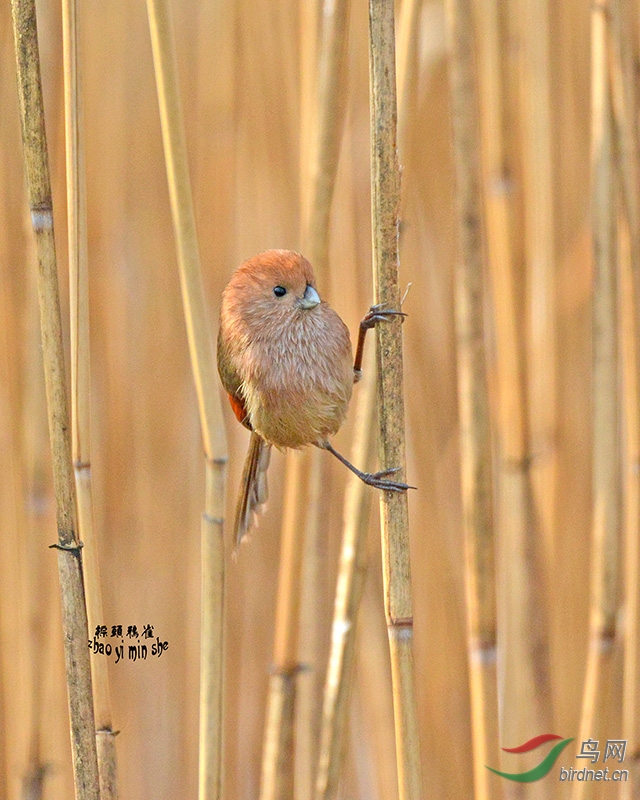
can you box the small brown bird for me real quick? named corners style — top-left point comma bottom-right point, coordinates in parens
top-left (217, 249), bottom-right (409, 546)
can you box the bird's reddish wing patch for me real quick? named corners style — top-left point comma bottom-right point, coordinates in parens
top-left (228, 392), bottom-right (252, 429)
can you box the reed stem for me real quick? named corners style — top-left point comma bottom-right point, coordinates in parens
top-left (304, 0), bottom-right (351, 277)
top-left (368, 1), bottom-right (422, 797)
top-left (260, 452), bottom-right (306, 800)
top-left (619, 205), bottom-right (640, 800)
top-left (314, 347), bottom-right (377, 800)
top-left (146, 3), bottom-right (229, 798)
top-left (609, 2), bottom-right (640, 794)
top-left (396, 0), bottom-right (421, 160)
top-left (10, 1), bottom-right (100, 797)
top-left (62, 0), bottom-right (120, 794)
top-left (512, 0), bottom-right (558, 595)
top-left (442, 0), bottom-right (500, 794)
top-left (573, 5), bottom-right (621, 799)
top-left (472, 0), bottom-right (554, 782)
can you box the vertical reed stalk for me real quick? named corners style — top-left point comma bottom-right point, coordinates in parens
top-left (395, 0), bottom-right (421, 160)
top-left (473, 0), bottom-right (553, 784)
top-left (304, 0), bottom-right (351, 276)
top-left (573, 5), bottom-right (621, 799)
top-left (10, 1), bottom-right (100, 798)
top-left (356, 571), bottom-right (401, 800)
top-left (516, 0), bottom-right (556, 563)
top-left (443, 0), bottom-right (500, 795)
top-left (62, 0), bottom-right (119, 795)
top-left (313, 0), bottom-right (419, 791)
top-left (19, 257), bottom-right (50, 799)
top-left (609, 2), bottom-right (640, 793)
top-left (299, 0), bottom-right (320, 234)
top-left (619, 211), bottom-right (640, 800)
top-left (314, 346), bottom-right (376, 800)
top-left (261, 453), bottom-right (307, 800)
top-left (146, 3), bottom-right (229, 799)
top-left (296, 448), bottom-right (324, 800)
top-left (368, 2), bottom-right (423, 798)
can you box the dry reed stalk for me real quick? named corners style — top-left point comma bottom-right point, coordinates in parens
top-left (573, 5), bottom-right (621, 799)
top-left (472, 0), bottom-right (553, 783)
top-left (20, 260), bottom-right (56, 799)
top-left (192, 0), bottom-right (236, 281)
top-left (516, 0), bottom-right (556, 564)
top-left (608, 2), bottom-right (640, 794)
top-left (261, 452), bottom-right (307, 800)
top-left (312, 0), bottom-right (418, 793)
top-left (10, 1), bottom-right (100, 798)
top-left (296, 447), bottom-right (324, 800)
top-left (442, 0), bottom-right (500, 795)
top-left (145, 3), bottom-right (229, 799)
top-left (356, 571), bottom-right (400, 800)
top-left (314, 346), bottom-right (376, 800)
top-left (513, 23), bottom-right (559, 792)
top-left (395, 0), bottom-right (421, 160)
top-left (0, 35), bottom-right (30, 786)
top-left (260, 1), bottom-right (352, 796)
top-left (0, 237), bottom-right (39, 796)
top-left (0, 333), bottom-right (18, 799)
top-left (368, 1), bottom-right (422, 798)
top-left (299, 0), bottom-right (320, 239)
top-left (61, 0), bottom-right (119, 795)
top-left (619, 213), bottom-right (640, 800)
top-left (304, 0), bottom-right (351, 276)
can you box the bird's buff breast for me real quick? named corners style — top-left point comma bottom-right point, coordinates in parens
top-left (241, 311), bottom-right (353, 449)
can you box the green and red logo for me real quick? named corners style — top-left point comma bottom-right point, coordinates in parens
top-left (486, 734), bottom-right (574, 782)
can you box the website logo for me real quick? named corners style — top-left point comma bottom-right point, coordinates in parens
top-left (486, 734), bottom-right (574, 783)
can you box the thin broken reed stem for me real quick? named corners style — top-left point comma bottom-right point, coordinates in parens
top-left (146, 3), bottom-right (229, 799)
top-left (10, 1), bottom-right (100, 797)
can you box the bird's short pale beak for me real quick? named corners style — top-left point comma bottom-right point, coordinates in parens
top-left (297, 284), bottom-right (321, 309)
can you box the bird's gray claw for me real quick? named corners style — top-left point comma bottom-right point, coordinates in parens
top-left (362, 304), bottom-right (407, 328)
top-left (363, 468), bottom-right (415, 492)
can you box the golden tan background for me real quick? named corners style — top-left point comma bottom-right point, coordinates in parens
top-left (0, 0), bottom-right (630, 798)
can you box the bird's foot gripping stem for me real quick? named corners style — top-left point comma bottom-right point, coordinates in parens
top-left (361, 303), bottom-right (407, 329)
top-left (354, 303), bottom-right (407, 381)
top-left (358, 466), bottom-right (414, 492)
top-left (322, 442), bottom-right (416, 492)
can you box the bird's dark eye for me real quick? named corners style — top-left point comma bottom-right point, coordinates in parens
top-left (273, 286), bottom-right (287, 298)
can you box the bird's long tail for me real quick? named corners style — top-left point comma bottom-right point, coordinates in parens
top-left (234, 431), bottom-right (272, 548)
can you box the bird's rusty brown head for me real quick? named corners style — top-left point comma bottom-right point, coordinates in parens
top-left (224, 250), bottom-right (322, 329)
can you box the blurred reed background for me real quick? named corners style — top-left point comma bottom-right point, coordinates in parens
top-left (0, 0), bottom-right (637, 798)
